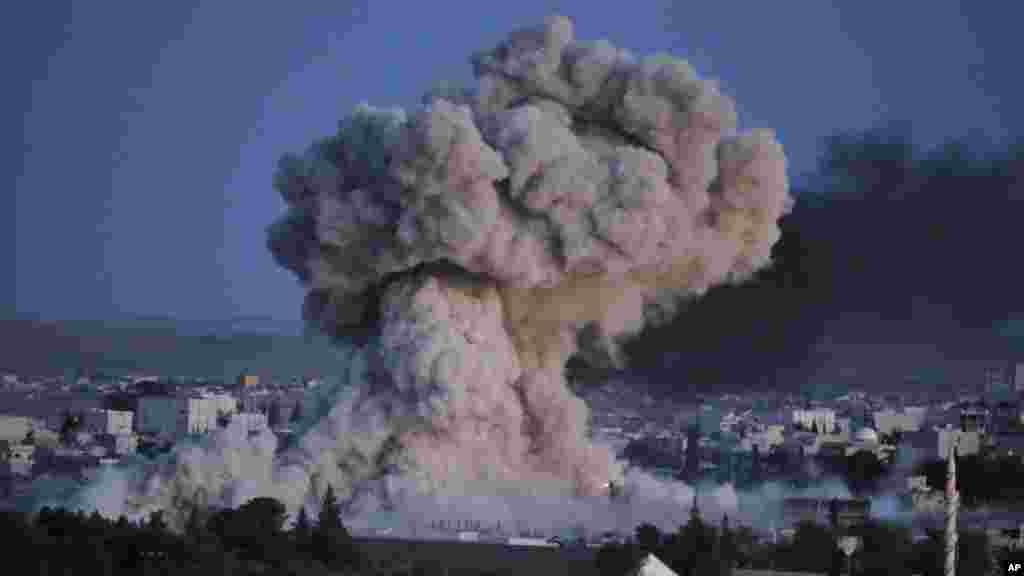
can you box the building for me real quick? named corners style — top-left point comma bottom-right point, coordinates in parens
top-left (237, 373), bottom-right (259, 391)
top-left (937, 425), bottom-right (981, 460)
top-left (1015, 363), bottom-right (1024, 393)
top-left (873, 407), bottom-right (926, 436)
top-left (739, 425), bottom-right (785, 453)
top-left (960, 404), bottom-right (989, 434)
top-left (183, 394), bottom-right (238, 435)
top-left (792, 408), bottom-right (836, 434)
top-left (0, 442), bottom-right (35, 478)
top-left (99, 433), bottom-right (137, 456)
top-left (82, 409), bottom-right (133, 436)
top-left (632, 554), bottom-right (678, 576)
top-left (136, 393), bottom-right (239, 438)
top-left (781, 498), bottom-right (870, 531)
top-left (231, 412), bottom-right (268, 435)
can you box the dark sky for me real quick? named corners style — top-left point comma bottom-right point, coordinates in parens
top-left (8, 1), bottom-right (1019, 323)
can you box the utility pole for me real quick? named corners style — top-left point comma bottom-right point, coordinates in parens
top-left (945, 439), bottom-right (959, 576)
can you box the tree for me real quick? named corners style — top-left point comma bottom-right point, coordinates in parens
top-left (232, 497), bottom-right (288, 564)
top-left (146, 510), bottom-right (167, 534)
top-left (846, 450), bottom-right (884, 495)
top-left (59, 411), bottom-right (81, 446)
top-left (956, 528), bottom-right (994, 576)
top-left (675, 494), bottom-right (712, 576)
top-left (782, 521), bottom-right (834, 573)
top-left (912, 527), bottom-right (993, 576)
top-left (313, 485), bottom-right (357, 570)
top-left (853, 521), bottom-right (915, 576)
top-left (182, 502), bottom-right (222, 568)
top-left (292, 506), bottom-right (312, 553)
top-left (719, 515), bottom-right (735, 576)
top-left (635, 522), bottom-right (660, 552)
top-left (596, 542), bottom-right (643, 576)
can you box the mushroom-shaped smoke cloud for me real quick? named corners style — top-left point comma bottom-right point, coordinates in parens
top-left (77, 15), bottom-right (790, 531)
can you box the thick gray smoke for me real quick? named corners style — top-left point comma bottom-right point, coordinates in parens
top-left (66, 15), bottom-right (791, 533)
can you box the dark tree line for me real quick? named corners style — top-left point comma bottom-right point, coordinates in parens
top-left (917, 453), bottom-right (1024, 506)
top-left (0, 485), bottom-right (361, 576)
top-left (595, 504), bottom-right (743, 576)
top-left (594, 512), bottom-right (996, 576)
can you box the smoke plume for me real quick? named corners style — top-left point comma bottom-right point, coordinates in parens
top-left (67, 15), bottom-right (790, 532)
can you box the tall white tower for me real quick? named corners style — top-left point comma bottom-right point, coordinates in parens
top-left (945, 440), bottom-right (958, 576)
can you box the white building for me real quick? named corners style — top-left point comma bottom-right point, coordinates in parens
top-left (137, 393), bottom-right (239, 438)
top-left (874, 407), bottom-right (926, 436)
top-left (792, 408), bottom-right (836, 434)
top-left (83, 409), bottom-right (133, 436)
top-left (739, 425), bottom-right (785, 453)
top-left (845, 427), bottom-right (895, 459)
top-left (232, 412), bottom-right (268, 435)
top-left (937, 425), bottom-right (981, 459)
top-left (182, 395), bottom-right (229, 435)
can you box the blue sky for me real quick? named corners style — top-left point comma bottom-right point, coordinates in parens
top-left (7, 1), bottom-right (1018, 322)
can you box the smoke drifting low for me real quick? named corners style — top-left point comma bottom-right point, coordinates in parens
top-left (67, 15), bottom-right (790, 532)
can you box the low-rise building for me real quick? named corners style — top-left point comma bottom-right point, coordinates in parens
top-left (781, 498), bottom-right (870, 531)
top-left (137, 393), bottom-right (239, 438)
top-left (937, 425), bottom-right (981, 459)
top-left (960, 403), bottom-right (989, 434)
top-left (82, 409), bottom-right (133, 436)
top-left (873, 407), bottom-right (926, 436)
top-left (792, 408), bottom-right (836, 434)
top-left (98, 433), bottom-right (138, 456)
top-left (232, 412), bottom-right (268, 435)
top-left (739, 425), bottom-right (785, 453)
top-left (0, 442), bottom-right (35, 477)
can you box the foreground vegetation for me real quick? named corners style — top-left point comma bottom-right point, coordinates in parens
top-left (5, 485), bottom-right (1022, 576)
top-left (596, 504), bottom-right (1010, 576)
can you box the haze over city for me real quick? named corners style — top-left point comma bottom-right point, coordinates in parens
top-left (4, 2), bottom-right (1023, 575)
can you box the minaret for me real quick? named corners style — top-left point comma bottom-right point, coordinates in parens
top-left (945, 440), bottom-right (958, 576)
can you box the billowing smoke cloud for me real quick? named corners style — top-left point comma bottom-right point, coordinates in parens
top-left (65, 15), bottom-right (790, 532)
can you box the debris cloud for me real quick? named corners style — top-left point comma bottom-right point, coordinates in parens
top-left (70, 14), bottom-right (791, 532)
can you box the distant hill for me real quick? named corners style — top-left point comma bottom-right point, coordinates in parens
top-left (0, 315), bottom-right (342, 380)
